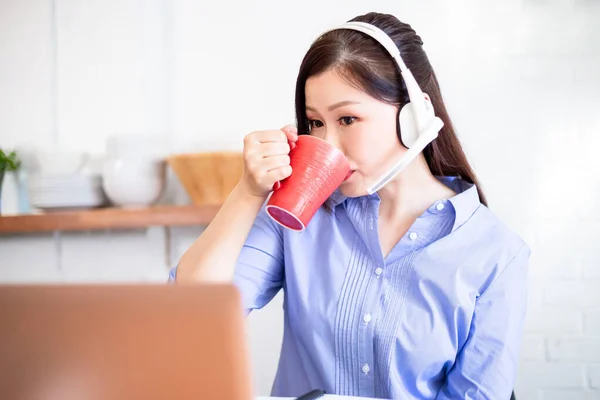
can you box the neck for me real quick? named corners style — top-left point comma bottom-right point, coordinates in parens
top-left (376, 155), bottom-right (455, 221)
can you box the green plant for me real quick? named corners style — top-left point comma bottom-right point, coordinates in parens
top-left (0, 149), bottom-right (21, 172)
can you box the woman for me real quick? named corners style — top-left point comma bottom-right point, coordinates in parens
top-left (172, 12), bottom-right (529, 400)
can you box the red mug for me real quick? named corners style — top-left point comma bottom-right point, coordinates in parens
top-left (266, 135), bottom-right (350, 231)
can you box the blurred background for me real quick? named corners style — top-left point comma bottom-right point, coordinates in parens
top-left (0, 0), bottom-right (598, 399)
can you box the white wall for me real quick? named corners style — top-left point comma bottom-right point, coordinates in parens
top-left (1, 0), bottom-right (599, 398)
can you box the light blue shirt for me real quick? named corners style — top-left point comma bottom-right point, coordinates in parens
top-left (169, 176), bottom-right (530, 399)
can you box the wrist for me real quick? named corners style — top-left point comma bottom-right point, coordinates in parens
top-left (230, 182), bottom-right (268, 207)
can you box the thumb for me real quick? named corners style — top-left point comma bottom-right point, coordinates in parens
top-left (281, 124), bottom-right (298, 149)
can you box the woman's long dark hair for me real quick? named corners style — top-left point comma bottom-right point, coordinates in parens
top-left (294, 12), bottom-right (487, 206)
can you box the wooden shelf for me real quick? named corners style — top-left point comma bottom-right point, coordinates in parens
top-left (0, 205), bottom-right (222, 234)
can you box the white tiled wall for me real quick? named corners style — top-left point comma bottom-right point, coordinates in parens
top-left (1, 0), bottom-right (599, 398)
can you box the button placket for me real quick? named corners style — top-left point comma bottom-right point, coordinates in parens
top-left (361, 363), bottom-right (370, 374)
top-left (356, 258), bottom-right (380, 397)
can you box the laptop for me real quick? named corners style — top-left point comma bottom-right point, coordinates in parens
top-left (0, 283), bottom-right (254, 400)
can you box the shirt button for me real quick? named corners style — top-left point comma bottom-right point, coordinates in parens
top-left (362, 363), bottom-right (370, 374)
top-left (436, 203), bottom-right (445, 211)
top-left (363, 313), bottom-right (372, 323)
top-left (375, 267), bottom-right (383, 276)
top-left (409, 232), bottom-right (418, 240)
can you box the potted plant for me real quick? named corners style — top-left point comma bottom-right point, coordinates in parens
top-left (0, 148), bottom-right (21, 215)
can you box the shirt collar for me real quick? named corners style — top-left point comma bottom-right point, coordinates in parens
top-left (436, 176), bottom-right (481, 232)
top-left (328, 189), bottom-right (349, 208)
top-left (328, 176), bottom-right (481, 231)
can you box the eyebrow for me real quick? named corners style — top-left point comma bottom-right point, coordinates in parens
top-left (305, 100), bottom-right (361, 112)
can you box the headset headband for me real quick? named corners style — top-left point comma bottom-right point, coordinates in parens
top-left (317, 21), bottom-right (429, 132)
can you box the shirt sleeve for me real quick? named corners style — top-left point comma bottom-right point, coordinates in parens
top-left (436, 243), bottom-right (530, 400)
top-left (167, 206), bottom-right (285, 316)
top-left (232, 206), bottom-right (285, 315)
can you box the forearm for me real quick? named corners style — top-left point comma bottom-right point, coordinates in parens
top-left (175, 183), bottom-right (266, 283)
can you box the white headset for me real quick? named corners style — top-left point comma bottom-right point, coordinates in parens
top-left (316, 22), bottom-right (444, 194)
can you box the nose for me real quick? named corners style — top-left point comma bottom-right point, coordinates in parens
top-left (322, 128), bottom-right (343, 152)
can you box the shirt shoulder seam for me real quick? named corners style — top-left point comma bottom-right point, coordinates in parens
top-left (477, 241), bottom-right (529, 301)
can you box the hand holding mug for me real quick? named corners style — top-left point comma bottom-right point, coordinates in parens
top-left (239, 125), bottom-right (298, 198)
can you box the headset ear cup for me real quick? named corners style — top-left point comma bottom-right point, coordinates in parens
top-left (399, 96), bottom-right (437, 149)
top-left (399, 102), bottom-right (419, 148)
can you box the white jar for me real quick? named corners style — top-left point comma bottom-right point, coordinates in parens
top-left (102, 135), bottom-right (167, 207)
top-left (102, 156), bottom-right (166, 207)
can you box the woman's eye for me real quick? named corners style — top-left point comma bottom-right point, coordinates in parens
top-left (308, 119), bottom-right (324, 129)
top-left (339, 116), bottom-right (356, 126)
